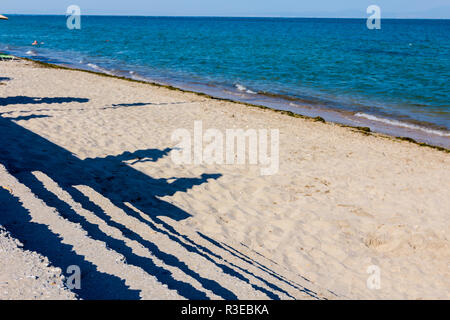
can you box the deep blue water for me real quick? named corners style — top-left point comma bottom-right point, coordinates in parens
top-left (1, 16), bottom-right (449, 142)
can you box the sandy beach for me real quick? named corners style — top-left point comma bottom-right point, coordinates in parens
top-left (0, 59), bottom-right (449, 300)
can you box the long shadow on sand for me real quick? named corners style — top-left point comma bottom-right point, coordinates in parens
top-left (0, 187), bottom-right (141, 299)
top-left (0, 99), bottom-right (318, 300)
top-left (106, 101), bottom-right (187, 109)
top-left (0, 114), bottom-right (232, 299)
top-left (0, 96), bottom-right (89, 106)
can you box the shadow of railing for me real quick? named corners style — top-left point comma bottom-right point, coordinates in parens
top-left (6, 114), bottom-right (51, 121)
top-left (0, 114), bottom-right (234, 299)
top-left (0, 187), bottom-right (141, 300)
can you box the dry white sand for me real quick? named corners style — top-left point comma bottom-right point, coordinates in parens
top-left (0, 59), bottom-right (449, 299)
top-left (0, 224), bottom-right (76, 300)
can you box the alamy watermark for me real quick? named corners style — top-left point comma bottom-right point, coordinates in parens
top-left (66, 5), bottom-right (81, 30)
top-left (367, 5), bottom-right (381, 30)
top-left (171, 121), bottom-right (279, 176)
top-left (366, 265), bottom-right (381, 290)
top-left (66, 265), bottom-right (81, 290)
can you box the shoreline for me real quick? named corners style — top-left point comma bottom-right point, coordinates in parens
top-left (1, 16), bottom-right (449, 149)
top-left (12, 55), bottom-right (450, 153)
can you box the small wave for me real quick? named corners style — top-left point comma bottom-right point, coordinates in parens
top-left (355, 113), bottom-right (450, 137)
top-left (87, 63), bottom-right (114, 75)
top-left (129, 72), bottom-right (149, 82)
top-left (26, 50), bottom-right (37, 56)
top-left (235, 83), bottom-right (256, 94)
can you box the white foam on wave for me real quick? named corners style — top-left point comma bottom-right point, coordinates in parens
top-left (26, 50), bottom-right (37, 56)
top-left (87, 63), bottom-right (114, 75)
top-left (130, 73), bottom-right (149, 82)
top-left (355, 112), bottom-right (450, 137)
top-left (235, 83), bottom-right (256, 94)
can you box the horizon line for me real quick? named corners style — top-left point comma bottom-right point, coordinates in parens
top-left (2, 13), bottom-right (450, 20)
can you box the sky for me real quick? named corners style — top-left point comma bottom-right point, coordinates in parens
top-left (1, 0), bottom-right (450, 19)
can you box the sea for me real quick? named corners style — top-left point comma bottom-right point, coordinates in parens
top-left (1, 16), bottom-right (449, 147)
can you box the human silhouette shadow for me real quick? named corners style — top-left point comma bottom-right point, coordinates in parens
top-left (0, 96), bottom-right (89, 106)
top-left (0, 115), bottom-right (238, 299)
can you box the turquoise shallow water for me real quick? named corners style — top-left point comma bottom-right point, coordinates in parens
top-left (1, 16), bottom-right (449, 143)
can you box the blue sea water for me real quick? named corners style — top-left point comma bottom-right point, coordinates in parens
top-left (1, 16), bottom-right (449, 144)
